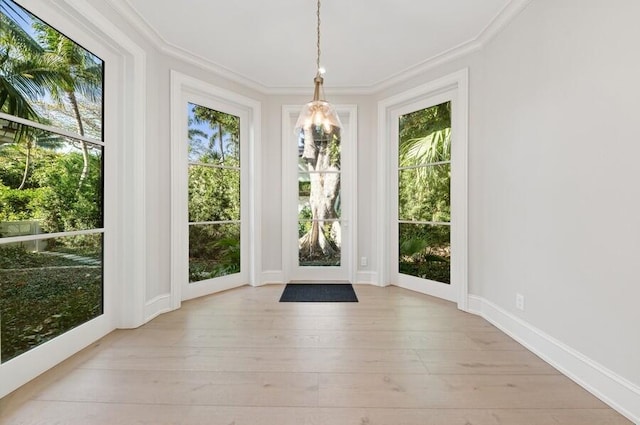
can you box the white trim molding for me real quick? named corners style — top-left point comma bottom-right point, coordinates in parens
top-left (144, 295), bottom-right (172, 322)
top-left (377, 69), bottom-right (469, 311)
top-left (170, 71), bottom-right (262, 308)
top-left (260, 270), bottom-right (285, 285)
top-left (469, 296), bottom-right (640, 424)
top-left (355, 271), bottom-right (379, 286)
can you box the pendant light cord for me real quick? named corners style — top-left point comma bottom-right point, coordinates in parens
top-left (316, 0), bottom-right (321, 74)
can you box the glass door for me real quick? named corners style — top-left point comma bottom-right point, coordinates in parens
top-left (392, 96), bottom-right (457, 301)
top-left (298, 127), bottom-right (342, 267)
top-left (182, 101), bottom-right (248, 300)
top-left (284, 106), bottom-right (355, 283)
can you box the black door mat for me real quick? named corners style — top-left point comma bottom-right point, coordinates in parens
top-left (279, 283), bottom-right (358, 302)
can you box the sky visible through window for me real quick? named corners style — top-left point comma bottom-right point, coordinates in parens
top-left (187, 102), bottom-right (239, 164)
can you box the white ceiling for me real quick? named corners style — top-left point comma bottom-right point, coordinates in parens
top-left (114, 0), bottom-right (516, 90)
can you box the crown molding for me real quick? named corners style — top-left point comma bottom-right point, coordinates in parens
top-left (103, 0), bottom-right (532, 96)
top-left (476, 0), bottom-right (533, 45)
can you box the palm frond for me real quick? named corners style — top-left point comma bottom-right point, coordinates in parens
top-left (399, 127), bottom-right (451, 168)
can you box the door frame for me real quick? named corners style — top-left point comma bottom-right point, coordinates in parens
top-left (377, 69), bottom-right (469, 310)
top-left (281, 105), bottom-right (358, 284)
top-left (170, 71), bottom-right (262, 307)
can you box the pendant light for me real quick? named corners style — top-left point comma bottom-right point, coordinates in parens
top-left (294, 0), bottom-right (342, 135)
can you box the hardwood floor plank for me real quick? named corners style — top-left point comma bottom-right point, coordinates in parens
top-left (32, 369), bottom-right (319, 407)
top-left (318, 373), bottom-right (610, 409)
top-left (317, 329), bottom-right (486, 350)
top-left (417, 349), bottom-right (559, 375)
top-left (80, 346), bottom-right (427, 374)
top-left (316, 407), bottom-right (633, 425)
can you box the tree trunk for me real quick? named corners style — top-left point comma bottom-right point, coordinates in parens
top-left (18, 141), bottom-right (32, 190)
top-left (218, 121), bottom-right (225, 162)
top-left (68, 91), bottom-right (89, 186)
top-left (298, 127), bottom-right (341, 261)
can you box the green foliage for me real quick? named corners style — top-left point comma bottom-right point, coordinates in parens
top-left (0, 183), bottom-right (40, 221)
top-left (188, 165), bottom-right (239, 223)
top-left (31, 150), bottom-right (102, 233)
top-left (399, 224), bottom-right (450, 283)
top-left (328, 132), bottom-right (341, 168)
top-left (399, 164), bottom-right (450, 223)
top-left (399, 101), bottom-right (451, 143)
top-left (189, 104), bottom-right (239, 165)
top-left (0, 146), bottom-right (102, 232)
top-left (0, 244), bottom-right (102, 362)
top-left (298, 205), bottom-right (312, 236)
top-left (189, 225), bottom-right (240, 282)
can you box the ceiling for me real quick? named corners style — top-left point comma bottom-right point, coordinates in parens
top-left (112, 0), bottom-right (516, 90)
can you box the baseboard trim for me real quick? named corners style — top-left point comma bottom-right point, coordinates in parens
top-left (355, 271), bottom-right (379, 285)
top-left (144, 294), bottom-right (173, 323)
top-left (260, 270), bottom-right (284, 285)
top-left (468, 295), bottom-right (640, 423)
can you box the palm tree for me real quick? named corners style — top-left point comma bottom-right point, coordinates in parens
top-left (191, 105), bottom-right (239, 164)
top-left (1, 3), bottom-right (70, 187)
top-left (15, 128), bottom-right (63, 189)
top-left (33, 22), bottom-right (102, 185)
top-left (0, 3), bottom-right (68, 127)
top-left (398, 101), bottom-right (451, 169)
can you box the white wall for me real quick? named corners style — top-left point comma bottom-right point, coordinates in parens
top-left (476, 0), bottom-right (640, 387)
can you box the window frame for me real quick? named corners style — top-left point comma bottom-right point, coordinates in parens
top-left (170, 71), bottom-right (261, 306)
top-left (377, 69), bottom-right (469, 310)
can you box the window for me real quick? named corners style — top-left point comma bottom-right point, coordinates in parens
top-left (0, 0), bottom-right (104, 362)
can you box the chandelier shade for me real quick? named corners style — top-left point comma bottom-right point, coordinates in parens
top-left (294, 0), bottom-right (341, 135)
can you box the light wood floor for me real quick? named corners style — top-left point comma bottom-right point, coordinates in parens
top-left (0, 284), bottom-right (631, 424)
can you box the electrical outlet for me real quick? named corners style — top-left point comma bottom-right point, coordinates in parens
top-left (360, 256), bottom-right (368, 267)
top-left (516, 293), bottom-right (525, 311)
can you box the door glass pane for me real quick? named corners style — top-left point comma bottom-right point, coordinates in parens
top-left (399, 223), bottom-right (450, 283)
top-left (398, 164), bottom-right (450, 222)
top-left (187, 104), bottom-right (241, 283)
top-left (189, 223), bottom-right (240, 282)
top-left (0, 1), bottom-right (104, 139)
top-left (398, 101), bottom-right (451, 284)
top-left (297, 127), bottom-right (342, 267)
top-left (298, 173), bottom-right (341, 220)
top-left (0, 233), bottom-right (103, 362)
top-left (398, 103), bottom-right (451, 167)
top-left (189, 165), bottom-right (240, 222)
top-left (298, 220), bottom-right (341, 266)
top-left (188, 103), bottom-right (240, 167)
top-left (0, 122), bottom-right (103, 238)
